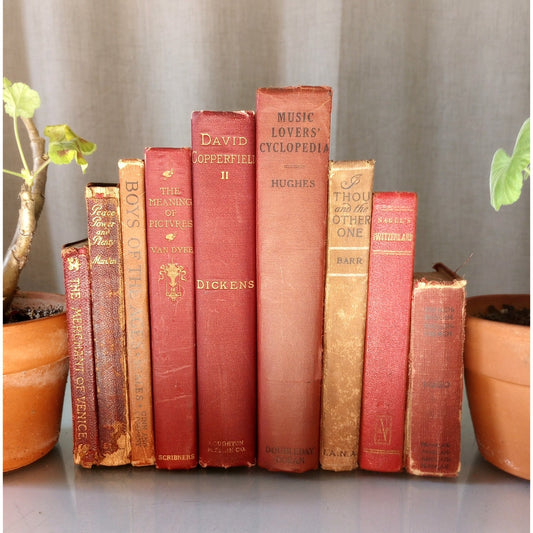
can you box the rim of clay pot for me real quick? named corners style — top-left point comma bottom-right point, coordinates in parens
top-left (465, 294), bottom-right (530, 386)
top-left (3, 291), bottom-right (67, 375)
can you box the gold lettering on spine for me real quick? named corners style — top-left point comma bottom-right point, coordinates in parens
top-left (68, 280), bottom-right (89, 440)
top-left (146, 175), bottom-right (193, 233)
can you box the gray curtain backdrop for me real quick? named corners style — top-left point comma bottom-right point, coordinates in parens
top-left (3, 0), bottom-right (530, 298)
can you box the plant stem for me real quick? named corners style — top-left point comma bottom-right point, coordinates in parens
top-left (3, 169), bottom-right (26, 179)
top-left (3, 117), bottom-right (48, 316)
top-left (13, 115), bottom-right (30, 176)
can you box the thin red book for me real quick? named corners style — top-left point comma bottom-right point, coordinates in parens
top-left (404, 263), bottom-right (466, 477)
top-left (85, 184), bottom-right (131, 466)
top-left (62, 239), bottom-right (99, 468)
top-left (144, 147), bottom-right (197, 470)
top-left (191, 110), bottom-right (257, 468)
top-left (118, 159), bottom-right (156, 467)
top-left (359, 191), bottom-right (417, 472)
top-left (256, 86), bottom-right (332, 472)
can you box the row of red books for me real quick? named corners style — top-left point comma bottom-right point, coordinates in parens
top-left (62, 86), bottom-right (466, 476)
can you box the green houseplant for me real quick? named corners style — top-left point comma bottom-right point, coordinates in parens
top-left (3, 78), bottom-right (96, 471)
top-left (464, 117), bottom-right (530, 480)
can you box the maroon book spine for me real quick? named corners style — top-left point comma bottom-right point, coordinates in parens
top-left (62, 239), bottom-right (99, 467)
top-left (85, 184), bottom-right (131, 466)
top-left (256, 86), bottom-right (332, 472)
top-left (144, 147), bottom-right (197, 470)
top-left (191, 110), bottom-right (257, 468)
top-left (404, 264), bottom-right (466, 477)
top-left (359, 191), bottom-right (417, 472)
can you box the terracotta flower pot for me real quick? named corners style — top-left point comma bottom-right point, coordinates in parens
top-left (464, 294), bottom-right (530, 480)
top-left (3, 291), bottom-right (69, 472)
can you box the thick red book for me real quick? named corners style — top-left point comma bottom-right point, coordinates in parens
top-left (118, 159), bottom-right (156, 467)
top-left (85, 184), bottom-right (131, 466)
top-left (404, 264), bottom-right (466, 477)
top-left (144, 147), bottom-right (197, 470)
top-left (256, 86), bottom-right (332, 472)
top-left (62, 239), bottom-right (99, 468)
top-left (191, 110), bottom-right (257, 468)
top-left (359, 191), bottom-right (417, 472)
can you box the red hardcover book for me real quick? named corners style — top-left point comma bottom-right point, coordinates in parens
top-left (256, 86), bottom-right (332, 472)
top-left (85, 184), bottom-right (131, 466)
top-left (118, 159), bottom-right (156, 467)
top-left (191, 110), bottom-right (257, 468)
top-left (144, 147), bottom-right (197, 470)
top-left (62, 239), bottom-right (99, 468)
top-left (404, 264), bottom-right (466, 477)
top-left (359, 191), bottom-right (417, 472)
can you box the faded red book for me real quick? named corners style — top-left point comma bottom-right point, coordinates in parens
top-left (191, 110), bottom-right (257, 468)
top-left (359, 191), bottom-right (417, 472)
top-left (256, 86), bottom-right (332, 472)
top-left (144, 147), bottom-right (197, 470)
top-left (118, 159), bottom-right (155, 467)
top-left (62, 239), bottom-right (99, 468)
top-left (320, 160), bottom-right (374, 471)
top-left (85, 184), bottom-right (131, 466)
top-left (404, 264), bottom-right (466, 477)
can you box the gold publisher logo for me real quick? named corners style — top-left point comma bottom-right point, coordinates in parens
top-left (159, 263), bottom-right (187, 302)
top-left (374, 415), bottom-right (392, 445)
top-left (161, 169), bottom-right (174, 180)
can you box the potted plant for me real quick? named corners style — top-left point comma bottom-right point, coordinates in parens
top-left (3, 78), bottom-right (96, 471)
top-left (463, 117), bottom-right (530, 480)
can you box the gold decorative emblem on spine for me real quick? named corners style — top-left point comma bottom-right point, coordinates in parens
top-left (159, 263), bottom-right (186, 302)
top-left (67, 257), bottom-right (81, 271)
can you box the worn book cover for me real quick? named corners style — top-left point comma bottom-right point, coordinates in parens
top-left (256, 86), bottom-right (332, 472)
top-left (85, 184), bottom-right (131, 466)
top-left (320, 160), bottom-right (374, 471)
top-left (62, 239), bottom-right (99, 467)
top-left (192, 110), bottom-right (257, 468)
top-left (404, 264), bottom-right (466, 477)
top-left (144, 147), bottom-right (197, 470)
top-left (118, 159), bottom-right (155, 467)
top-left (359, 191), bottom-right (417, 472)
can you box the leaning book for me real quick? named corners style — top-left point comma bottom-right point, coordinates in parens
top-left (62, 239), bottom-right (99, 467)
top-left (359, 191), bottom-right (417, 472)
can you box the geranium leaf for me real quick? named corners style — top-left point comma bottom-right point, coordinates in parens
top-left (2, 78), bottom-right (41, 119)
top-left (44, 124), bottom-right (97, 173)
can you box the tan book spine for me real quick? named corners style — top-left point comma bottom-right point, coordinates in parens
top-left (320, 160), bottom-right (375, 471)
top-left (118, 159), bottom-right (156, 466)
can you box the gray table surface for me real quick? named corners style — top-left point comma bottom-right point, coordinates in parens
top-left (4, 387), bottom-right (530, 533)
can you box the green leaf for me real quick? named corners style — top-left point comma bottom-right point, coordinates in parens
top-left (490, 118), bottom-right (530, 211)
top-left (3, 78), bottom-right (41, 119)
top-left (44, 124), bottom-right (97, 173)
